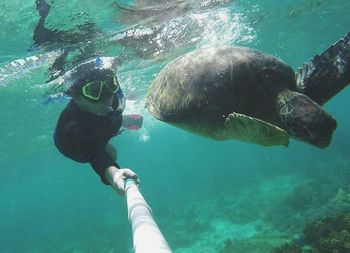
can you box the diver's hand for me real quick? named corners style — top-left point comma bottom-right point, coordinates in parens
top-left (105, 166), bottom-right (139, 194)
top-left (114, 168), bottom-right (139, 194)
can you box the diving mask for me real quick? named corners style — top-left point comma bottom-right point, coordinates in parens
top-left (81, 75), bottom-right (119, 101)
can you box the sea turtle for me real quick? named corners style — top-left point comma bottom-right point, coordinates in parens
top-left (146, 32), bottom-right (350, 148)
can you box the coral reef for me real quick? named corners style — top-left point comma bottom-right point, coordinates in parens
top-left (273, 212), bottom-right (350, 253)
top-left (330, 189), bottom-right (350, 204)
top-left (303, 212), bottom-right (350, 253)
top-left (219, 239), bottom-right (234, 253)
top-left (219, 236), bottom-right (289, 253)
top-left (283, 181), bottom-right (331, 212)
top-left (265, 177), bottom-right (350, 234)
top-left (272, 243), bottom-right (302, 253)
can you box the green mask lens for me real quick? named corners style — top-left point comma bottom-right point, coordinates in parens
top-left (104, 76), bottom-right (119, 94)
top-left (81, 76), bottom-right (119, 101)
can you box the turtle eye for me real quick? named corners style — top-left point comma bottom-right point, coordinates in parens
top-left (255, 69), bottom-right (272, 84)
top-left (256, 68), bottom-right (288, 82)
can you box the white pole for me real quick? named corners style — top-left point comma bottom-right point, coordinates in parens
top-left (125, 179), bottom-right (172, 253)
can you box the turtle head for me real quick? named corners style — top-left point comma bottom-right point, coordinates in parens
top-left (278, 90), bottom-right (337, 148)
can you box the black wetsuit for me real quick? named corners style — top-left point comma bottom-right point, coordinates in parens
top-left (54, 100), bottom-right (122, 184)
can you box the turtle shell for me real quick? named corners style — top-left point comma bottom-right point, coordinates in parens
top-left (146, 46), bottom-right (296, 143)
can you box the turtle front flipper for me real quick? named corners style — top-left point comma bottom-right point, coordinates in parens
top-left (222, 112), bottom-right (289, 147)
top-left (296, 32), bottom-right (350, 105)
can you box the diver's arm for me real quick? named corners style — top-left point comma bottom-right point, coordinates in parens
top-left (90, 149), bottom-right (138, 193)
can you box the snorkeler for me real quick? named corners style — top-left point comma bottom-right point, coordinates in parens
top-left (33, 0), bottom-right (142, 192)
top-left (53, 57), bottom-right (142, 192)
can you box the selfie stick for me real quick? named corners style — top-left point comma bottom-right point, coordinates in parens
top-left (124, 179), bottom-right (172, 253)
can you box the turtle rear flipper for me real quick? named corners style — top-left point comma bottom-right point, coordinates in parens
top-left (296, 32), bottom-right (350, 105)
top-left (222, 112), bottom-right (289, 147)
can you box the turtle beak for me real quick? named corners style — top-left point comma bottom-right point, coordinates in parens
top-left (303, 113), bottom-right (337, 148)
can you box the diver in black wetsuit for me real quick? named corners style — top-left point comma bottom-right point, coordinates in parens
top-left (54, 59), bottom-right (140, 192)
top-left (34, 0), bottom-right (141, 192)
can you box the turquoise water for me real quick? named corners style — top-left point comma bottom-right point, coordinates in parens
top-left (1, 0), bottom-right (350, 252)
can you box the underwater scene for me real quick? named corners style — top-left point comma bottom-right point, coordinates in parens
top-left (1, 0), bottom-right (350, 252)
